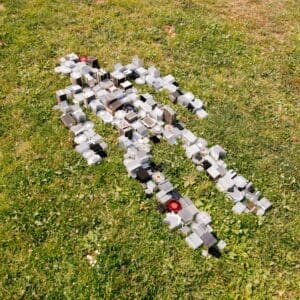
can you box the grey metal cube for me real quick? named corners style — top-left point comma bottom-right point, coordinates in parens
top-left (185, 233), bottom-right (203, 250)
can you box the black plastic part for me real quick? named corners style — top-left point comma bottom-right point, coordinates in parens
top-left (140, 94), bottom-right (148, 102)
top-left (90, 143), bottom-right (107, 158)
top-left (123, 104), bottom-right (135, 112)
top-left (150, 136), bottom-right (161, 144)
top-left (170, 189), bottom-right (181, 200)
top-left (136, 168), bottom-right (151, 183)
top-left (174, 122), bottom-right (185, 131)
top-left (131, 70), bottom-right (140, 80)
top-left (202, 160), bottom-right (212, 170)
top-left (87, 56), bottom-right (100, 68)
top-left (187, 102), bottom-right (195, 111)
top-left (124, 128), bottom-right (133, 139)
top-left (149, 162), bottom-right (163, 172)
top-left (208, 246), bottom-right (221, 258)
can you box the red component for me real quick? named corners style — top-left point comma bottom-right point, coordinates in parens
top-left (79, 55), bottom-right (88, 62)
top-left (167, 199), bottom-right (182, 213)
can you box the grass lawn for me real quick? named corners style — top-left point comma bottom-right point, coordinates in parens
top-left (0, 0), bottom-right (299, 298)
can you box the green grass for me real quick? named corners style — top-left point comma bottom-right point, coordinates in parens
top-left (0, 0), bottom-right (299, 298)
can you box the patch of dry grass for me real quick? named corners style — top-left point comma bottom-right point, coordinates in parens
top-left (199, 0), bottom-right (299, 45)
top-left (163, 24), bottom-right (176, 38)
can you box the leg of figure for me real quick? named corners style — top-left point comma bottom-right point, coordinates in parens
top-left (53, 84), bottom-right (107, 166)
top-left (116, 57), bottom-right (272, 216)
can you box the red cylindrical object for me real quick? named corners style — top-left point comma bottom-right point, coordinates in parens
top-left (167, 199), bottom-right (182, 213)
top-left (79, 55), bottom-right (88, 62)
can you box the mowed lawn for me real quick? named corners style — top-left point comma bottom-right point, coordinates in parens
top-left (0, 0), bottom-right (299, 298)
